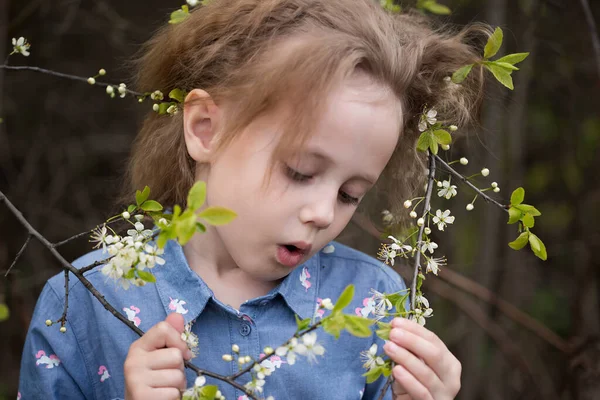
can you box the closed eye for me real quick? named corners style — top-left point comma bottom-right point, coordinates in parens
top-left (284, 165), bottom-right (360, 206)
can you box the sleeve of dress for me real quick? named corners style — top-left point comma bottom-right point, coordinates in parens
top-left (18, 281), bottom-right (95, 400)
top-left (362, 266), bottom-right (408, 400)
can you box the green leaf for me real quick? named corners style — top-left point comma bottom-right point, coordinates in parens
top-left (395, 293), bottom-right (410, 313)
top-left (495, 52), bottom-right (529, 65)
top-left (529, 233), bottom-right (547, 260)
top-left (199, 385), bottom-right (219, 399)
top-left (484, 27), bottom-right (503, 59)
top-left (137, 270), bottom-right (156, 283)
top-left (421, 0), bottom-right (451, 15)
top-left (322, 312), bottom-right (345, 339)
top-left (416, 273), bottom-right (425, 291)
top-left (508, 231), bottom-right (529, 250)
top-left (0, 303), bottom-right (10, 321)
top-left (169, 88), bottom-right (187, 103)
top-left (343, 315), bottom-right (374, 338)
top-left (176, 214), bottom-right (197, 245)
top-left (124, 268), bottom-right (136, 280)
top-left (416, 131), bottom-right (431, 152)
top-left (522, 213), bottom-right (535, 228)
top-left (169, 6), bottom-right (190, 25)
top-left (376, 322), bottom-right (391, 340)
top-left (295, 314), bottom-right (311, 331)
top-left (363, 366), bottom-right (384, 384)
top-left (511, 187), bottom-right (525, 205)
top-left (136, 186), bottom-right (150, 206)
top-left (187, 181), bottom-right (207, 210)
top-left (196, 222), bottom-right (206, 233)
top-left (452, 64), bottom-right (474, 84)
top-left (380, 0), bottom-right (401, 13)
top-left (429, 138), bottom-right (439, 155)
top-left (140, 200), bottom-right (163, 212)
top-left (515, 204), bottom-right (541, 216)
top-left (157, 232), bottom-right (169, 249)
top-left (433, 129), bottom-right (452, 145)
top-left (127, 204), bottom-right (136, 214)
top-left (508, 207), bottom-right (522, 224)
top-left (198, 206), bottom-right (237, 226)
top-left (158, 102), bottom-right (172, 115)
top-left (492, 61), bottom-right (519, 71)
top-left (333, 285), bottom-right (355, 312)
top-left (485, 63), bottom-right (514, 90)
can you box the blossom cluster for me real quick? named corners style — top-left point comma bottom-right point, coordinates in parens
top-left (90, 218), bottom-right (165, 289)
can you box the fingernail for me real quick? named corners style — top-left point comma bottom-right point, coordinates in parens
top-left (384, 341), bottom-right (399, 353)
top-left (185, 349), bottom-right (193, 359)
top-left (390, 328), bottom-right (403, 341)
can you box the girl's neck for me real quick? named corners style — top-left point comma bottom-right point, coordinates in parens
top-left (182, 231), bottom-right (281, 310)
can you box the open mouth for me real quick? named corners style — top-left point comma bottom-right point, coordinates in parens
top-left (276, 243), bottom-right (311, 267)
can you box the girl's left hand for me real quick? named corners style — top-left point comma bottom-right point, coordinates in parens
top-left (383, 317), bottom-right (461, 400)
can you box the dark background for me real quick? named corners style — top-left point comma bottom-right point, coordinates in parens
top-left (1, 0), bottom-right (599, 399)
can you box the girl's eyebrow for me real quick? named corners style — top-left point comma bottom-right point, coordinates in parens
top-left (301, 149), bottom-right (377, 185)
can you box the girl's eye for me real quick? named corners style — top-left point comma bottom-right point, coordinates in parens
top-left (338, 191), bottom-right (360, 206)
top-left (285, 165), bottom-right (312, 182)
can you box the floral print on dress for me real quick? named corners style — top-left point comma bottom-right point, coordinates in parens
top-left (35, 350), bottom-right (60, 369)
top-left (17, 392), bottom-right (21, 400)
top-left (313, 298), bottom-right (326, 320)
top-left (123, 305), bottom-right (141, 327)
top-left (355, 296), bottom-right (376, 318)
top-left (98, 365), bottom-right (110, 382)
top-left (168, 297), bottom-right (188, 314)
top-left (300, 266), bottom-right (311, 291)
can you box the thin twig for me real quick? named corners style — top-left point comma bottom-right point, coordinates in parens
top-left (376, 375), bottom-right (393, 400)
top-left (5, 234), bottom-right (31, 276)
top-left (53, 230), bottom-right (95, 248)
top-left (0, 64), bottom-right (145, 97)
top-left (434, 154), bottom-right (508, 211)
top-left (579, 0), bottom-right (600, 80)
top-left (57, 270), bottom-right (69, 328)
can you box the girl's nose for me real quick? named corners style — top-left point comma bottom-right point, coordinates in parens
top-left (299, 194), bottom-right (335, 230)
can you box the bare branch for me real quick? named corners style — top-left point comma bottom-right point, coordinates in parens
top-left (5, 234), bottom-right (31, 277)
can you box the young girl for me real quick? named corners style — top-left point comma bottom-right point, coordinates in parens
top-left (19, 0), bottom-right (485, 398)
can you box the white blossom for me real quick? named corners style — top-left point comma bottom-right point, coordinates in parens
top-left (181, 322), bottom-right (199, 358)
top-left (187, 0), bottom-right (200, 6)
top-left (426, 257), bottom-right (446, 275)
top-left (244, 378), bottom-right (265, 394)
top-left (90, 224), bottom-right (109, 251)
top-left (432, 209), bottom-right (455, 231)
top-left (275, 337), bottom-right (302, 365)
top-left (421, 241), bottom-right (438, 254)
top-left (11, 37), bottom-right (30, 56)
top-left (118, 83), bottom-right (127, 98)
top-left (437, 180), bottom-right (457, 199)
top-left (360, 344), bottom-right (385, 371)
top-left (424, 227), bottom-right (432, 235)
top-left (321, 298), bottom-right (334, 310)
top-left (413, 307), bottom-right (433, 326)
top-left (449, 125), bottom-right (458, 131)
top-left (297, 332), bottom-right (325, 363)
top-left (150, 90), bottom-right (164, 101)
top-left (418, 108), bottom-right (438, 132)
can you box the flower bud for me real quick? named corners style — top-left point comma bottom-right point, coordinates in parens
top-left (321, 298), bottom-right (334, 310)
top-left (491, 182), bottom-right (498, 188)
top-left (216, 391), bottom-right (222, 398)
top-left (45, 319), bottom-right (52, 326)
top-left (444, 76), bottom-right (452, 82)
top-left (106, 86), bottom-right (114, 94)
top-left (437, 181), bottom-right (443, 188)
top-left (98, 68), bottom-right (106, 76)
top-left (87, 77), bottom-right (95, 85)
top-left (60, 326), bottom-right (67, 333)
top-left (134, 214), bottom-right (144, 222)
top-left (122, 211), bottom-right (130, 220)
top-left (417, 218), bottom-right (424, 227)
top-left (159, 218), bottom-right (168, 226)
top-left (466, 204), bottom-right (474, 211)
top-left (152, 104), bottom-right (159, 112)
top-left (449, 125), bottom-right (458, 131)
top-left (403, 200), bottom-right (412, 209)
top-left (409, 211), bottom-right (418, 219)
top-left (222, 354), bottom-right (233, 362)
top-left (424, 227), bottom-right (431, 235)
top-left (460, 157), bottom-right (468, 165)
top-left (493, 187), bottom-right (500, 193)
top-left (244, 356), bottom-right (252, 363)
top-left (264, 346), bottom-right (274, 355)
top-left (481, 168), bottom-right (490, 177)
top-left (441, 144), bottom-right (450, 151)
top-left (232, 344), bottom-right (239, 353)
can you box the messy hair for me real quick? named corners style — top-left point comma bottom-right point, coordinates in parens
top-left (123, 0), bottom-right (488, 218)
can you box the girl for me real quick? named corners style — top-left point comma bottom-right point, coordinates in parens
top-left (19, 0), bottom-right (485, 399)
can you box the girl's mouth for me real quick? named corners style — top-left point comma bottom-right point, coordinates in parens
top-left (276, 244), bottom-right (307, 267)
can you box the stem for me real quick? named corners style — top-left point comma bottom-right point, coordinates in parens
top-left (5, 234), bottom-right (31, 276)
top-left (0, 64), bottom-right (145, 97)
top-left (434, 154), bottom-right (508, 211)
top-left (376, 375), bottom-right (393, 400)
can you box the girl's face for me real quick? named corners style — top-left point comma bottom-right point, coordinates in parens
top-left (187, 75), bottom-right (402, 282)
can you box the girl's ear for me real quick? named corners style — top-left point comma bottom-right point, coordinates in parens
top-left (183, 89), bottom-right (221, 163)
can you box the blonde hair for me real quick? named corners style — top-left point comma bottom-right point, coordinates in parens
top-left (123, 0), bottom-right (488, 217)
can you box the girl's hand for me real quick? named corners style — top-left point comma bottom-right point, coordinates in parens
top-left (383, 317), bottom-right (461, 400)
top-left (124, 313), bottom-right (193, 400)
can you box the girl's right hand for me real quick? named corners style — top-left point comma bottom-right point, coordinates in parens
top-left (124, 313), bottom-right (193, 400)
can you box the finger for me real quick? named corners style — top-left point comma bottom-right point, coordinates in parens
top-left (383, 341), bottom-right (442, 392)
top-left (389, 327), bottom-right (449, 379)
top-left (146, 348), bottom-right (186, 371)
top-left (391, 318), bottom-right (445, 347)
top-left (392, 364), bottom-right (433, 400)
top-left (148, 368), bottom-right (188, 391)
top-left (149, 387), bottom-right (183, 400)
top-left (165, 312), bottom-right (185, 334)
top-left (136, 320), bottom-right (192, 359)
